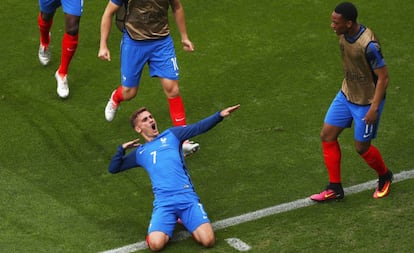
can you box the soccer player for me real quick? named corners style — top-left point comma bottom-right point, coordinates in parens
top-left (108, 104), bottom-right (240, 251)
top-left (98, 0), bottom-right (199, 156)
top-left (37, 0), bottom-right (83, 99)
top-left (310, 2), bottom-right (393, 202)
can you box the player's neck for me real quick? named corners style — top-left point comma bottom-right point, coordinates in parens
top-left (347, 23), bottom-right (360, 37)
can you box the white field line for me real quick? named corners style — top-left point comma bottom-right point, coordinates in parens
top-left (225, 238), bottom-right (252, 251)
top-left (100, 169), bottom-right (414, 253)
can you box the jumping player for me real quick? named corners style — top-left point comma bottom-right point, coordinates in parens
top-left (98, 0), bottom-right (199, 156)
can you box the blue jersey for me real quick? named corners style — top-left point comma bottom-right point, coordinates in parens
top-left (108, 112), bottom-right (223, 200)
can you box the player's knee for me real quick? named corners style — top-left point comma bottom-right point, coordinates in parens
top-left (355, 142), bottom-right (370, 155)
top-left (122, 87), bottom-right (137, 100)
top-left (65, 16), bottom-right (80, 36)
top-left (146, 233), bottom-right (168, 252)
top-left (147, 242), bottom-right (165, 252)
top-left (200, 234), bottom-right (215, 248)
top-left (320, 128), bottom-right (330, 142)
top-left (193, 224), bottom-right (215, 248)
top-left (161, 80), bottom-right (180, 97)
top-left (165, 88), bottom-right (180, 98)
top-left (41, 12), bottom-right (55, 22)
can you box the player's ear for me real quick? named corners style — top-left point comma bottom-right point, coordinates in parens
top-left (346, 20), bottom-right (353, 28)
top-left (135, 126), bottom-right (142, 133)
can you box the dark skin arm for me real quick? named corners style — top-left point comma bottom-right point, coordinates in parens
top-left (363, 66), bottom-right (389, 125)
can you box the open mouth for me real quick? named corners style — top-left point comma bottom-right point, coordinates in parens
top-left (151, 123), bottom-right (156, 130)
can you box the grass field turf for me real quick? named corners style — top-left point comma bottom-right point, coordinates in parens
top-left (1, 0), bottom-right (413, 252)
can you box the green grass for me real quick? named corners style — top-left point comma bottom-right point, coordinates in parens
top-left (1, 0), bottom-right (414, 252)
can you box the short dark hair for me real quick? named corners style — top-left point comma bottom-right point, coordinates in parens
top-left (130, 107), bottom-right (148, 129)
top-left (334, 2), bottom-right (358, 22)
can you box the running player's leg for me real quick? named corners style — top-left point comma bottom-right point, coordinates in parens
top-left (160, 78), bottom-right (186, 126)
top-left (104, 36), bottom-right (146, 121)
top-left (352, 100), bottom-right (392, 198)
top-left (54, 0), bottom-right (82, 98)
top-left (311, 91), bottom-right (351, 201)
top-left (150, 36), bottom-right (200, 155)
top-left (148, 35), bottom-right (187, 127)
top-left (38, 0), bottom-right (58, 65)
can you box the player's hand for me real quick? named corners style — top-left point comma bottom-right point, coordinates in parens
top-left (363, 108), bottom-right (378, 125)
top-left (122, 138), bottom-right (141, 150)
top-left (182, 39), bottom-right (194, 52)
top-left (98, 47), bottom-right (111, 61)
top-left (220, 104), bottom-right (240, 117)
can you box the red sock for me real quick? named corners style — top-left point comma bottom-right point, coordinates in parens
top-left (168, 96), bottom-right (186, 126)
top-left (111, 86), bottom-right (124, 105)
top-left (360, 145), bottom-right (388, 176)
top-left (38, 13), bottom-right (52, 46)
top-left (58, 33), bottom-right (78, 76)
top-left (322, 141), bottom-right (342, 183)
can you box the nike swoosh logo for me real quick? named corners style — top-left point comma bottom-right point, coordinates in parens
top-left (324, 192), bottom-right (336, 198)
top-left (139, 149), bottom-right (145, 154)
top-left (363, 133), bottom-right (372, 138)
top-left (175, 117), bottom-right (185, 122)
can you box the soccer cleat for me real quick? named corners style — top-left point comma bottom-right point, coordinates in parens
top-left (310, 184), bottom-right (344, 202)
top-left (105, 91), bottom-right (119, 122)
top-left (55, 71), bottom-right (69, 98)
top-left (182, 140), bottom-right (200, 157)
top-left (38, 44), bottom-right (51, 66)
top-left (373, 170), bottom-right (393, 199)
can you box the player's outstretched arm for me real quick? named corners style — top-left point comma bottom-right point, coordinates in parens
top-left (220, 104), bottom-right (240, 118)
top-left (169, 104), bottom-right (240, 141)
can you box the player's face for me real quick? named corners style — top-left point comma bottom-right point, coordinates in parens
top-left (331, 12), bottom-right (350, 35)
top-left (135, 111), bottom-right (159, 139)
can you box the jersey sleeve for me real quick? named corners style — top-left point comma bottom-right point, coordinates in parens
top-left (170, 112), bottom-right (223, 141)
top-left (366, 41), bottom-right (386, 70)
top-left (108, 145), bottom-right (139, 173)
top-left (110, 0), bottom-right (124, 7)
